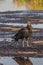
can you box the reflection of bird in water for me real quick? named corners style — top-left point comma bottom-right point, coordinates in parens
top-left (12, 21), bottom-right (32, 47)
top-left (13, 57), bottom-right (33, 65)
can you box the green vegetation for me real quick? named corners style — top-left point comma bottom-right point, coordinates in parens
top-left (13, 0), bottom-right (43, 10)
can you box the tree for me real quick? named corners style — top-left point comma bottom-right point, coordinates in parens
top-left (13, 0), bottom-right (43, 10)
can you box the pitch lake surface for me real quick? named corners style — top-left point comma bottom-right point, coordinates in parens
top-left (0, 0), bottom-right (43, 65)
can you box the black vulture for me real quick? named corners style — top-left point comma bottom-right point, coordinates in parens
top-left (12, 22), bottom-right (32, 47)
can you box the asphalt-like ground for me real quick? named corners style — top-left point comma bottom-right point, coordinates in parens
top-left (0, 11), bottom-right (43, 57)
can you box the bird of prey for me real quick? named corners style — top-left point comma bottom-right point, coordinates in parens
top-left (12, 21), bottom-right (32, 47)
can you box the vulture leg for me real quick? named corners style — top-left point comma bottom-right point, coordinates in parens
top-left (22, 38), bottom-right (25, 47)
top-left (26, 40), bottom-right (30, 47)
top-left (26, 38), bottom-right (30, 47)
top-left (22, 40), bottom-right (24, 47)
top-left (28, 36), bottom-right (32, 47)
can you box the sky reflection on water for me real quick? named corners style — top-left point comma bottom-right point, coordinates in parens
top-left (0, 57), bottom-right (43, 65)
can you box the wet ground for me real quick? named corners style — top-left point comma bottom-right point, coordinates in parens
top-left (0, 11), bottom-right (43, 58)
top-left (0, 0), bottom-right (43, 65)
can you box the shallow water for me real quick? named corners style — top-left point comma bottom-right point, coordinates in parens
top-left (0, 57), bottom-right (43, 65)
